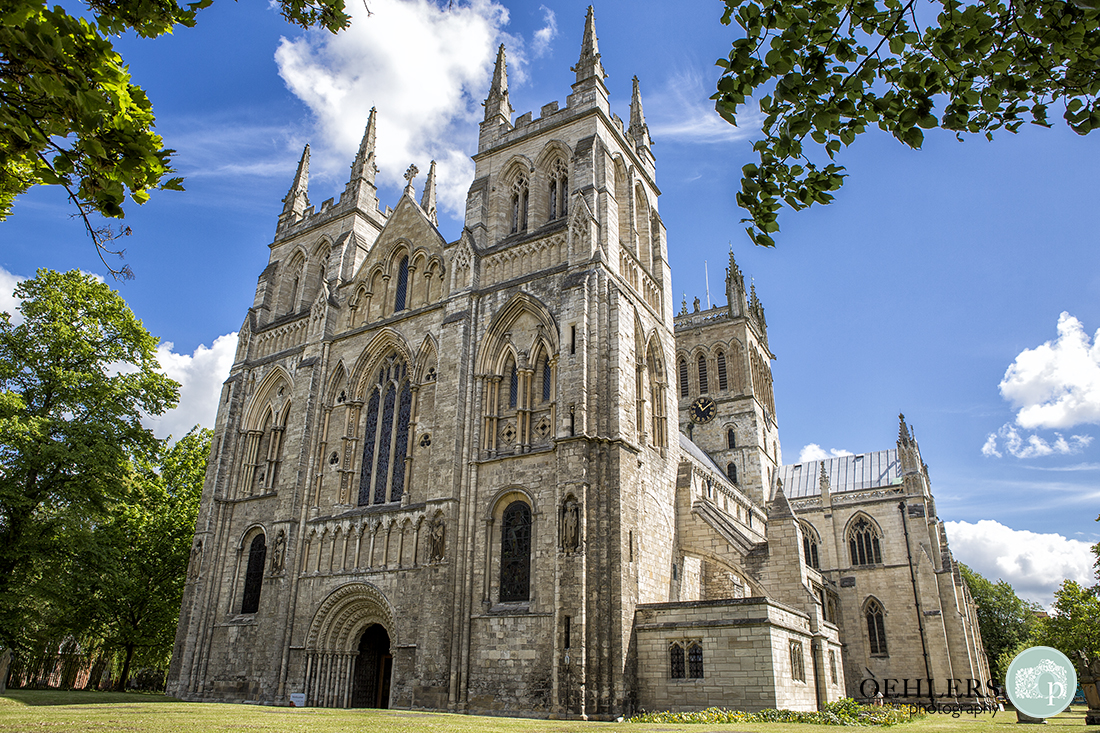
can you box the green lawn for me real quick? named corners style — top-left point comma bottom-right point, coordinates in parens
top-left (1, 691), bottom-right (1097, 733)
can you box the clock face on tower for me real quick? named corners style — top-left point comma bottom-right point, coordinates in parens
top-left (689, 396), bottom-right (717, 424)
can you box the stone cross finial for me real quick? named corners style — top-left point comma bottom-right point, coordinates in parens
top-left (403, 164), bottom-right (419, 197)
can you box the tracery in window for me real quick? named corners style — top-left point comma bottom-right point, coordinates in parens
top-left (510, 173), bottom-right (529, 234)
top-left (549, 159), bottom-right (568, 221)
top-left (240, 533), bottom-right (266, 614)
top-left (848, 515), bottom-right (883, 565)
top-left (358, 354), bottom-right (412, 506)
top-left (866, 598), bottom-right (888, 655)
top-left (499, 501), bottom-right (532, 602)
top-left (801, 522), bottom-right (820, 569)
top-left (790, 640), bottom-right (805, 681)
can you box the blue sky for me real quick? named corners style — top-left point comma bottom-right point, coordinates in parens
top-left (2, 0), bottom-right (1098, 605)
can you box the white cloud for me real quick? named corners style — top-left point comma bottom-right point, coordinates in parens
top-left (274, 0), bottom-right (513, 216)
top-left (1000, 312), bottom-right (1100, 430)
top-left (982, 423), bottom-right (1092, 459)
top-left (145, 333), bottom-right (238, 440)
top-left (944, 519), bottom-right (1096, 607)
top-left (798, 443), bottom-right (853, 462)
top-left (531, 6), bottom-right (557, 58)
top-left (645, 70), bottom-right (762, 145)
top-left (0, 266), bottom-right (26, 325)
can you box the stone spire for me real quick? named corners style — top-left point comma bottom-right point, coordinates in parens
top-left (897, 413), bottom-right (922, 477)
top-left (572, 6), bottom-right (606, 84)
top-left (483, 44), bottom-right (512, 124)
top-left (726, 248), bottom-right (745, 317)
top-left (628, 76), bottom-right (652, 151)
top-left (342, 109), bottom-right (381, 213)
top-left (898, 413), bottom-right (912, 444)
top-left (420, 160), bottom-right (438, 226)
top-left (279, 144), bottom-right (310, 229)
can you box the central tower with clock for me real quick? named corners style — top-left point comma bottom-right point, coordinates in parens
top-left (673, 252), bottom-right (778, 505)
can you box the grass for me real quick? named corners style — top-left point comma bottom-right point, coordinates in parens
top-left (0, 691), bottom-right (1097, 733)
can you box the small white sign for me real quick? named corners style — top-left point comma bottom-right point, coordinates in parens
top-left (289, 693), bottom-right (306, 707)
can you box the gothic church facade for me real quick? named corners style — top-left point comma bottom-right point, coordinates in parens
top-left (168, 9), bottom-right (985, 717)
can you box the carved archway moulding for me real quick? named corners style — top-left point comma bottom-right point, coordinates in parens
top-left (305, 582), bottom-right (396, 653)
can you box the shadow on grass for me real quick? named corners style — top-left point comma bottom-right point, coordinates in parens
top-left (1, 689), bottom-right (177, 706)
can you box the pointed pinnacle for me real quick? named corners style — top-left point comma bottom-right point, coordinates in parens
top-left (282, 144), bottom-right (310, 213)
top-left (572, 6), bottom-right (606, 83)
top-left (350, 108), bottom-right (378, 182)
top-left (898, 413), bottom-right (911, 442)
top-left (628, 75), bottom-right (652, 149)
top-left (484, 44), bottom-right (512, 122)
top-left (491, 43), bottom-right (508, 95)
top-left (420, 160), bottom-right (438, 226)
top-left (819, 462), bottom-right (830, 490)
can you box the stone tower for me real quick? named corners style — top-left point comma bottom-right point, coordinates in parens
top-left (673, 250), bottom-right (779, 504)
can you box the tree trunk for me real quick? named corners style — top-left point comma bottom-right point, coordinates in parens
top-left (116, 644), bottom-right (135, 692)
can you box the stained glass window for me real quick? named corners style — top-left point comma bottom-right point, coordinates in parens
top-left (848, 517), bottom-right (883, 565)
top-left (394, 256), bottom-right (409, 312)
top-left (499, 501), bottom-right (531, 602)
top-left (867, 599), bottom-right (888, 655)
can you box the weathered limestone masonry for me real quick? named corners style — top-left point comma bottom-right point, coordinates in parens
top-left (168, 7), bottom-right (985, 719)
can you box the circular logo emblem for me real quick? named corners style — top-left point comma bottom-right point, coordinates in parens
top-left (1006, 646), bottom-right (1077, 718)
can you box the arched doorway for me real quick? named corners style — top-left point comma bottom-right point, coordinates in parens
top-left (350, 624), bottom-right (391, 708)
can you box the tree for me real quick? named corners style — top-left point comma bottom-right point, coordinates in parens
top-left (0, 269), bottom-right (178, 653)
top-left (0, 0), bottom-right (350, 277)
top-left (959, 564), bottom-right (1043, 682)
top-left (56, 427), bottom-right (211, 690)
top-left (713, 0), bottom-right (1100, 246)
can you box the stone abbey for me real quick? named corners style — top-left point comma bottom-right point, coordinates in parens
top-left (168, 9), bottom-right (989, 717)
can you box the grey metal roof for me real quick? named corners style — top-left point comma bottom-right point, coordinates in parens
top-left (779, 449), bottom-right (901, 498)
top-left (679, 432), bottom-right (730, 478)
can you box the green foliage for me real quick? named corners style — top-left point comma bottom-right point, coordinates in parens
top-left (0, 269), bottom-right (179, 653)
top-left (629, 699), bottom-right (919, 725)
top-left (1034, 580), bottom-right (1100, 680)
top-left (958, 564), bottom-right (1042, 681)
top-left (713, 0), bottom-right (1100, 246)
top-left (54, 427), bottom-right (211, 688)
top-left (0, 0), bottom-right (349, 276)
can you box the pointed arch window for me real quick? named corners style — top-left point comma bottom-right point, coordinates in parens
top-left (240, 533), bottom-right (266, 614)
top-left (394, 256), bottom-right (410, 312)
top-left (678, 358), bottom-right (689, 398)
top-left (669, 642), bottom-right (685, 679)
top-left (866, 598), bottom-right (888, 655)
top-left (510, 173), bottom-right (529, 234)
top-left (358, 354), bottom-right (412, 506)
top-left (549, 159), bottom-right (568, 221)
top-left (848, 516), bottom-right (883, 565)
top-left (697, 354), bottom-right (708, 394)
top-left (716, 351), bottom-right (728, 391)
top-left (509, 365), bottom-right (519, 408)
top-left (687, 641), bottom-right (704, 679)
top-left (500, 501), bottom-right (531, 602)
top-left (648, 345), bottom-right (667, 448)
top-left (801, 522), bottom-right (820, 569)
top-left (541, 358), bottom-right (552, 402)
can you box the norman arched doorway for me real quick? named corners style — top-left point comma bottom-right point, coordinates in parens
top-left (351, 624), bottom-right (392, 708)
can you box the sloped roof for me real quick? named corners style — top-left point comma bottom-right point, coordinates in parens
top-left (679, 432), bottom-right (730, 478)
top-left (779, 449), bottom-right (901, 498)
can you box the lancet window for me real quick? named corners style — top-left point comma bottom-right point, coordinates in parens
top-left (394, 256), bottom-right (410, 312)
top-left (727, 462), bottom-right (737, 483)
top-left (240, 533), bottom-right (266, 614)
top-left (510, 173), bottom-right (529, 234)
top-left (697, 354), bottom-right (708, 394)
top-left (648, 343), bottom-right (667, 448)
top-left (549, 159), bottom-right (568, 221)
top-left (358, 354), bottom-right (412, 506)
top-left (848, 516), bottom-right (883, 566)
top-left (790, 640), bottom-right (806, 681)
top-left (499, 500), bottom-right (532, 602)
top-left (801, 522), bottom-right (820, 569)
top-left (678, 358), bottom-right (689, 398)
top-left (866, 598), bottom-right (888, 655)
top-left (716, 350), bottom-right (728, 391)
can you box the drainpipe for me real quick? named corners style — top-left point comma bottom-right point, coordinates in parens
top-left (899, 501), bottom-right (933, 700)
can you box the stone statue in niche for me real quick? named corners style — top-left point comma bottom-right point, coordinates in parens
top-left (429, 519), bottom-right (445, 562)
top-left (271, 529), bottom-right (286, 572)
top-left (562, 499), bottom-right (580, 552)
top-left (188, 541), bottom-right (203, 579)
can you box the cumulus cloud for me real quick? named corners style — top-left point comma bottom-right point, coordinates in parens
top-left (799, 443), bottom-right (853, 462)
top-left (531, 5), bottom-right (557, 58)
top-left (145, 333), bottom-right (238, 440)
top-left (275, 0), bottom-right (513, 215)
top-left (645, 70), bottom-right (762, 144)
top-left (1000, 312), bottom-right (1100, 430)
top-left (982, 423), bottom-right (1092, 459)
top-left (944, 519), bottom-right (1096, 607)
top-left (0, 266), bottom-right (26, 325)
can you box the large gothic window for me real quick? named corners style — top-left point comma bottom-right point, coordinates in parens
top-left (394, 256), bottom-right (410, 312)
top-left (499, 501), bottom-right (532, 602)
top-left (848, 516), bottom-right (883, 565)
top-left (801, 522), bottom-right (820, 569)
top-left (358, 354), bottom-right (412, 506)
top-left (866, 598), bottom-right (888, 655)
top-left (240, 533), bottom-right (266, 614)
